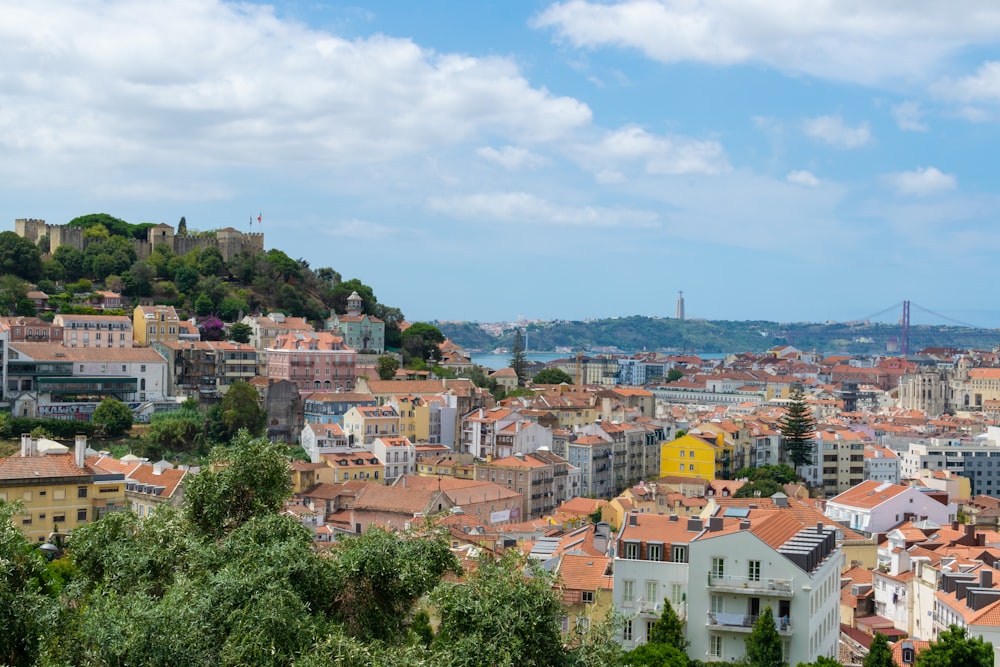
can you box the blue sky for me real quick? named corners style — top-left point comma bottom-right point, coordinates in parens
top-left (3, 1), bottom-right (1000, 327)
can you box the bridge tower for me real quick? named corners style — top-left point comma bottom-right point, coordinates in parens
top-left (901, 300), bottom-right (910, 356)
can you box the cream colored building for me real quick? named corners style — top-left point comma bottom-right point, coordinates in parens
top-left (0, 436), bottom-right (126, 542)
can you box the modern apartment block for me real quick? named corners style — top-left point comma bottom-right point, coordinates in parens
top-left (901, 431), bottom-right (1000, 497)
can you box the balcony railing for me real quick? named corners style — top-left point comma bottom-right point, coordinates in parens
top-left (707, 574), bottom-right (793, 595)
top-left (707, 612), bottom-right (792, 634)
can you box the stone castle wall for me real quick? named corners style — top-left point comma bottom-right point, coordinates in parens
top-left (14, 219), bottom-right (264, 262)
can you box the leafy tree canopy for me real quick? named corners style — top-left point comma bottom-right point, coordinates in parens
top-left (0, 231), bottom-right (43, 282)
top-left (533, 368), bottom-right (573, 385)
top-left (91, 398), bottom-right (134, 437)
top-left (745, 606), bottom-right (783, 667)
top-left (916, 624), bottom-right (993, 667)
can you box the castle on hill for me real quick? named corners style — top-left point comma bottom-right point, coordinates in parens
top-left (15, 218), bottom-right (264, 262)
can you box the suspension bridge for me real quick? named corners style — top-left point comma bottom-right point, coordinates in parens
top-left (855, 300), bottom-right (994, 356)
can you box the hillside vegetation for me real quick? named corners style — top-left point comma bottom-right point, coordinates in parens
top-left (438, 316), bottom-right (1000, 355)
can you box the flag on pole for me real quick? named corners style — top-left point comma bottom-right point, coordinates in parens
top-left (257, 212), bottom-right (262, 225)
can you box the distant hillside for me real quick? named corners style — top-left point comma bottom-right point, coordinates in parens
top-left (437, 316), bottom-right (1000, 355)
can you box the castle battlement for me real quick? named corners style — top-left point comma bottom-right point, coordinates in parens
top-left (14, 218), bottom-right (265, 262)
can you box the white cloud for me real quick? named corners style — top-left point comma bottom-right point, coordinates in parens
top-left (786, 170), bottom-right (819, 187)
top-left (476, 145), bottom-right (546, 170)
top-left (892, 101), bottom-right (928, 131)
top-left (0, 0), bottom-right (592, 185)
top-left (938, 60), bottom-right (1000, 103)
top-left (886, 167), bottom-right (957, 196)
top-left (576, 124), bottom-right (729, 177)
top-left (534, 0), bottom-right (1000, 86)
top-left (426, 191), bottom-right (659, 228)
top-left (802, 115), bottom-right (872, 149)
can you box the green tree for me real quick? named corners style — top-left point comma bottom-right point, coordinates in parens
top-left (401, 322), bottom-right (445, 364)
top-left (624, 642), bottom-right (687, 667)
top-left (863, 633), bottom-right (895, 667)
top-left (194, 292), bottom-right (215, 317)
top-left (916, 624), bottom-right (993, 667)
top-left (53, 245), bottom-right (85, 280)
top-left (219, 296), bottom-right (249, 321)
top-left (648, 597), bottom-right (687, 650)
top-left (183, 432), bottom-right (292, 538)
top-left (67, 213), bottom-right (133, 238)
top-left (197, 246), bottom-right (226, 277)
top-left (735, 478), bottom-right (784, 498)
top-left (509, 328), bottom-right (527, 386)
top-left (779, 384), bottom-right (817, 468)
top-left (0, 502), bottom-right (57, 667)
top-left (219, 380), bottom-right (266, 438)
top-left (174, 264), bottom-right (200, 294)
top-left (0, 276), bottom-right (29, 316)
top-left (666, 368), bottom-right (685, 382)
top-left (331, 526), bottom-right (458, 642)
top-left (0, 231), bottom-right (43, 281)
top-left (745, 606), bottom-right (784, 667)
top-left (533, 367), bottom-right (573, 385)
top-left (431, 551), bottom-right (567, 667)
top-left (92, 398), bottom-right (134, 437)
top-left (377, 355), bottom-right (401, 380)
top-left (228, 321), bottom-right (253, 344)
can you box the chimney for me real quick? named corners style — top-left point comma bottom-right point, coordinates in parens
top-left (629, 513), bottom-right (638, 527)
top-left (953, 520), bottom-right (961, 531)
top-left (686, 517), bottom-right (703, 532)
top-left (816, 521), bottom-right (824, 534)
top-left (716, 432), bottom-right (725, 447)
top-left (75, 434), bottom-right (87, 469)
top-left (739, 520), bottom-right (751, 530)
top-left (708, 516), bottom-right (723, 532)
top-left (982, 570), bottom-right (993, 589)
top-left (668, 514), bottom-right (678, 522)
top-left (20, 433), bottom-right (31, 457)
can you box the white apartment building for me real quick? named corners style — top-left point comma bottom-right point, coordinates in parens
top-left (370, 436), bottom-right (415, 484)
top-left (825, 480), bottom-right (956, 536)
top-left (614, 509), bottom-right (842, 665)
top-left (864, 445), bottom-right (901, 485)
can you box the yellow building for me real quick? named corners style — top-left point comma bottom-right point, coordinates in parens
top-left (389, 395), bottom-right (429, 443)
top-left (0, 436), bottom-right (127, 542)
top-left (132, 304), bottom-right (180, 346)
top-left (556, 553), bottom-right (615, 633)
top-left (659, 432), bottom-right (734, 481)
top-left (319, 450), bottom-right (385, 483)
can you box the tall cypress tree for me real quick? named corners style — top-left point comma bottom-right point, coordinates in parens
top-left (745, 606), bottom-right (783, 667)
top-left (779, 383), bottom-right (817, 468)
top-left (648, 597), bottom-right (687, 650)
top-left (509, 328), bottom-right (527, 387)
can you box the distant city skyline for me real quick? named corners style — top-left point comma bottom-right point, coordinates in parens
top-left (4, 2), bottom-right (1000, 327)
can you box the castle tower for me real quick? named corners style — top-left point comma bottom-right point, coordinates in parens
top-left (676, 291), bottom-right (685, 320)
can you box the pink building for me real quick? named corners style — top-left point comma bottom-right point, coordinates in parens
top-left (266, 331), bottom-right (356, 392)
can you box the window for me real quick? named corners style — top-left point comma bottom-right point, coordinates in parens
top-left (78, 486), bottom-right (88, 498)
top-left (622, 619), bottom-right (633, 641)
top-left (710, 594), bottom-right (723, 614)
top-left (711, 557), bottom-right (725, 579)
top-left (645, 581), bottom-right (657, 604)
top-left (671, 545), bottom-right (687, 563)
top-left (53, 514), bottom-right (65, 523)
top-left (624, 541), bottom-right (639, 559)
top-left (647, 543), bottom-right (662, 562)
top-left (582, 591), bottom-right (594, 604)
top-left (680, 450), bottom-right (685, 457)
top-left (77, 508), bottom-right (88, 521)
top-left (623, 579), bottom-right (635, 602)
top-left (748, 560), bottom-right (761, 582)
top-left (709, 635), bottom-right (722, 658)
top-left (671, 583), bottom-right (683, 605)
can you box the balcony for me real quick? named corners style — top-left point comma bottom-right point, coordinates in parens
top-left (707, 574), bottom-right (793, 597)
top-left (706, 612), bottom-right (792, 635)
